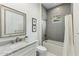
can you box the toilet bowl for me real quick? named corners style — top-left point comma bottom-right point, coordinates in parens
top-left (36, 46), bottom-right (47, 56)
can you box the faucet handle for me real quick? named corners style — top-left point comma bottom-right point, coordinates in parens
top-left (25, 36), bottom-right (28, 38)
top-left (16, 37), bottom-right (20, 42)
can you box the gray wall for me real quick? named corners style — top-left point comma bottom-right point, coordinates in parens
top-left (46, 4), bottom-right (71, 42)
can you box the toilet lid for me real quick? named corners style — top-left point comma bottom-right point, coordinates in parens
top-left (37, 46), bottom-right (47, 51)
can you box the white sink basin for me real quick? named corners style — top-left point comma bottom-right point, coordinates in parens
top-left (10, 42), bottom-right (27, 49)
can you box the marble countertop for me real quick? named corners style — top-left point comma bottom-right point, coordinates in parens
top-left (0, 40), bottom-right (37, 56)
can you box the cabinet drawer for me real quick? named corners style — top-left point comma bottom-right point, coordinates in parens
top-left (9, 43), bottom-right (37, 56)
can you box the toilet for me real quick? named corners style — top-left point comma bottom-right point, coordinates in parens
top-left (36, 46), bottom-right (47, 56)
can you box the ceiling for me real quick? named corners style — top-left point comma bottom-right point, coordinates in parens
top-left (42, 3), bottom-right (62, 10)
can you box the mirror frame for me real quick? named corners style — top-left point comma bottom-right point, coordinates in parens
top-left (0, 5), bottom-right (26, 37)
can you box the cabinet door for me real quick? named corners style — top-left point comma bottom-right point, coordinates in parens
top-left (23, 49), bottom-right (36, 56)
top-left (9, 43), bottom-right (37, 56)
top-left (73, 3), bottom-right (79, 55)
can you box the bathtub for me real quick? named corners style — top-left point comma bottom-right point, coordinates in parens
top-left (43, 40), bottom-right (64, 56)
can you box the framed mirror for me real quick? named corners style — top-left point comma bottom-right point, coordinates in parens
top-left (0, 5), bottom-right (26, 37)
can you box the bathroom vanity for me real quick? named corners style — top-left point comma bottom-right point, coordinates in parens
top-left (0, 40), bottom-right (37, 56)
top-left (0, 5), bottom-right (38, 56)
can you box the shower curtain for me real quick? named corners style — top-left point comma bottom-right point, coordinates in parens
top-left (63, 14), bottom-right (74, 56)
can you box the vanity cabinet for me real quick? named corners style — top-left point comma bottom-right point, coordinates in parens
top-left (8, 42), bottom-right (37, 56)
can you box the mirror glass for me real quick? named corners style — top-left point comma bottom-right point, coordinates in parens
top-left (5, 10), bottom-right (24, 34)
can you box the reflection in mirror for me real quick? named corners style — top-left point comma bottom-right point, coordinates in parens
top-left (5, 10), bottom-right (24, 34)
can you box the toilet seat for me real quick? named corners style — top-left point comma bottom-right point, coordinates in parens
top-left (37, 46), bottom-right (47, 51)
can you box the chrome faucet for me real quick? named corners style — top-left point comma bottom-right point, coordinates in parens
top-left (11, 36), bottom-right (28, 44)
top-left (16, 37), bottom-right (20, 42)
